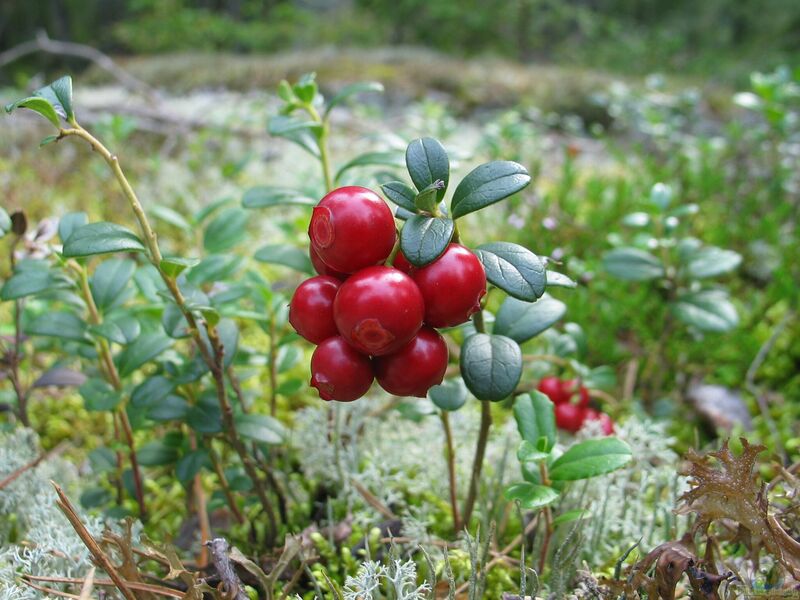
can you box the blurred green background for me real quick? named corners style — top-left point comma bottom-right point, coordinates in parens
top-left (2, 0), bottom-right (799, 83)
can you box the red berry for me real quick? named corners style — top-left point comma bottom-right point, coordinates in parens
top-left (310, 337), bottom-right (373, 402)
top-left (374, 327), bottom-right (448, 397)
top-left (333, 266), bottom-right (425, 356)
top-left (585, 409), bottom-right (614, 435)
top-left (562, 379), bottom-right (590, 408)
top-left (289, 276), bottom-right (340, 344)
top-left (392, 251), bottom-right (415, 276)
top-left (537, 376), bottom-right (569, 404)
top-left (310, 246), bottom-right (348, 280)
top-left (411, 244), bottom-right (486, 328)
top-left (555, 402), bottom-right (586, 433)
top-left (309, 186), bottom-right (396, 273)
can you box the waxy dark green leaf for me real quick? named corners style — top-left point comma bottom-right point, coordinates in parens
top-left (451, 161), bottom-right (530, 219)
top-left (494, 295), bottom-right (566, 343)
top-left (115, 332), bottom-right (173, 378)
top-left (176, 450), bottom-right (210, 484)
top-left (62, 222), bottom-right (146, 258)
top-left (504, 482), bottom-right (559, 510)
top-left (0, 262), bottom-right (71, 300)
top-left (235, 413), bottom-right (286, 444)
top-left (160, 256), bottom-right (200, 278)
top-left (460, 333), bottom-right (522, 401)
top-left (27, 311), bottom-right (87, 342)
top-left (549, 437), bottom-right (633, 481)
top-left (242, 186), bottom-right (316, 209)
top-left (90, 314), bottom-right (141, 345)
top-left (5, 75), bottom-right (74, 127)
top-left (428, 378), bottom-right (468, 412)
top-left (204, 208), bottom-right (248, 253)
top-left (381, 181), bottom-right (417, 212)
top-left (400, 215), bottom-right (454, 267)
top-left (79, 378), bottom-right (121, 412)
top-left (58, 212), bottom-right (88, 244)
top-left (137, 441), bottom-right (179, 466)
top-left (405, 137), bottom-right (449, 201)
top-left (475, 242), bottom-right (546, 301)
top-left (255, 244), bottom-right (313, 274)
top-left (90, 259), bottom-right (136, 312)
top-left (546, 271), bottom-right (577, 288)
top-left (514, 391), bottom-right (556, 453)
top-left (682, 246), bottom-right (742, 279)
top-left (602, 247), bottom-right (664, 281)
top-left (268, 115), bottom-right (321, 157)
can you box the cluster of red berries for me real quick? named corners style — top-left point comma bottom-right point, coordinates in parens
top-left (289, 186), bottom-right (487, 402)
top-left (537, 376), bottom-right (614, 434)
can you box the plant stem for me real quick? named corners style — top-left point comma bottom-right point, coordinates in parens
top-left (6, 236), bottom-right (29, 426)
top-left (268, 315), bottom-right (278, 417)
top-left (71, 262), bottom-right (147, 519)
top-left (306, 105), bottom-right (333, 192)
top-left (60, 122), bottom-right (280, 534)
top-left (537, 462), bottom-right (553, 574)
top-left (440, 411), bottom-right (462, 533)
top-left (209, 446), bottom-right (246, 525)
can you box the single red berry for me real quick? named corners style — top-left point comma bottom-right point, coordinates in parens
top-left (555, 402), bottom-right (586, 433)
top-left (374, 327), bottom-right (448, 397)
top-left (562, 379), bottom-right (590, 408)
top-left (310, 246), bottom-right (348, 280)
top-left (585, 409), bottom-right (614, 435)
top-left (310, 336), bottom-right (373, 402)
top-left (411, 243), bottom-right (486, 328)
top-left (309, 186), bottom-right (396, 273)
top-left (333, 266), bottom-right (425, 356)
top-left (392, 251), bottom-right (415, 276)
top-left (289, 276), bottom-right (341, 344)
top-left (537, 376), bottom-right (569, 404)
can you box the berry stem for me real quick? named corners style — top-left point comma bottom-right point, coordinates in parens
top-left (305, 104), bottom-right (334, 192)
top-left (384, 235), bottom-right (401, 266)
top-left (440, 411), bottom-right (462, 533)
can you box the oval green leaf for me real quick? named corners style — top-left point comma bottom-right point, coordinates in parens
top-left (242, 186), bottom-right (316, 209)
top-left (602, 247), bottom-right (664, 281)
top-left (513, 391), bottom-right (556, 453)
top-left (27, 311), bottom-right (87, 342)
top-left (203, 208), bottom-right (248, 253)
top-left (504, 482), bottom-right (559, 510)
top-left (475, 242), bottom-right (546, 301)
top-left (400, 215), bottom-right (454, 267)
top-left (428, 378), bottom-right (468, 412)
top-left (62, 222), bottom-right (146, 258)
top-left (460, 333), bottom-right (522, 401)
top-left (381, 181), bottom-right (417, 212)
top-left (451, 161), bottom-right (530, 219)
top-left (235, 413), bottom-right (286, 445)
top-left (671, 290), bottom-right (738, 332)
top-left (682, 246), bottom-right (742, 279)
top-left (548, 437), bottom-right (633, 481)
top-left (115, 332), bottom-right (173, 378)
top-left (494, 295), bottom-right (566, 343)
top-left (90, 258), bottom-right (136, 312)
top-left (254, 244), bottom-right (313, 274)
top-left (405, 137), bottom-right (449, 201)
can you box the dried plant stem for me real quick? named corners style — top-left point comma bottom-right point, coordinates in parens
top-left (51, 482), bottom-right (138, 600)
top-left (24, 575), bottom-right (184, 599)
top-left (59, 122), bottom-right (279, 534)
top-left (70, 261), bottom-right (146, 519)
top-left (205, 538), bottom-right (249, 600)
top-left (209, 446), bottom-right (246, 525)
top-left (440, 411), bottom-right (462, 533)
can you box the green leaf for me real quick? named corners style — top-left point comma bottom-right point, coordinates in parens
top-left (268, 115), bottom-right (321, 157)
top-left (460, 333), bottom-right (522, 401)
top-left (235, 413), bottom-right (286, 444)
top-left (162, 288), bottom-right (210, 338)
top-left (549, 437), bottom-right (633, 481)
top-left (0, 262), bottom-right (71, 300)
top-left (27, 311), bottom-right (87, 342)
top-left (62, 222), bottom-right (146, 258)
top-left (292, 72), bottom-right (318, 104)
top-left (335, 151), bottom-right (405, 183)
top-left (553, 509), bottom-right (589, 526)
top-left (381, 181), bottom-right (417, 213)
top-left (0, 208), bottom-right (10, 237)
top-left (90, 314), bottom-right (141, 345)
top-left (79, 378), bottom-right (122, 412)
top-left (475, 242), bottom-right (546, 301)
top-left (325, 81), bottom-right (384, 115)
top-left (622, 212), bottom-right (651, 227)
top-left (414, 181), bottom-right (445, 213)
top-left (514, 391), bottom-right (556, 453)
top-left (81, 487), bottom-right (111, 509)
top-left (255, 244), bottom-right (313, 274)
top-left (242, 186), bottom-right (316, 209)
top-left (650, 183), bottom-right (672, 210)
top-left (451, 161), bottom-right (530, 219)
top-left (682, 246), bottom-right (742, 279)
top-left (186, 254), bottom-right (243, 286)
top-left (90, 258), bottom-right (136, 312)
top-left (160, 256), bottom-right (200, 278)
top-left (115, 332), bottom-right (173, 377)
top-left (187, 402), bottom-right (223, 434)
top-left (194, 197), bottom-right (234, 225)
top-left (131, 376), bottom-right (174, 408)
top-left (546, 271), bottom-right (577, 288)
top-left (671, 290), bottom-right (738, 332)
top-left (517, 440), bottom-right (550, 463)
top-left (504, 482), bottom-right (559, 510)
top-left (428, 378), bottom-right (468, 412)
top-left (137, 441), bottom-right (179, 466)
top-left (405, 137), bottom-right (449, 201)
top-left (149, 204), bottom-right (192, 231)
top-left (203, 208), bottom-right (248, 253)
top-left (494, 295), bottom-right (567, 343)
top-left (400, 215), bottom-right (454, 267)
top-left (5, 75), bottom-right (74, 126)
top-left (602, 247), bottom-right (664, 281)
top-left (147, 395), bottom-right (189, 421)
top-left (176, 450), bottom-right (210, 484)
top-left (58, 212), bottom-right (88, 243)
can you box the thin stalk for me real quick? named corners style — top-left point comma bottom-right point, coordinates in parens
top-left (190, 433), bottom-right (211, 568)
top-left (306, 105), bottom-right (333, 192)
top-left (209, 446), bottom-right (246, 525)
top-left (7, 236), bottom-right (29, 426)
top-left (537, 462), bottom-right (553, 574)
top-left (268, 315), bottom-right (278, 417)
top-left (440, 411), bottom-right (461, 533)
top-left (59, 122), bottom-right (279, 532)
top-left (71, 261), bottom-right (146, 519)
